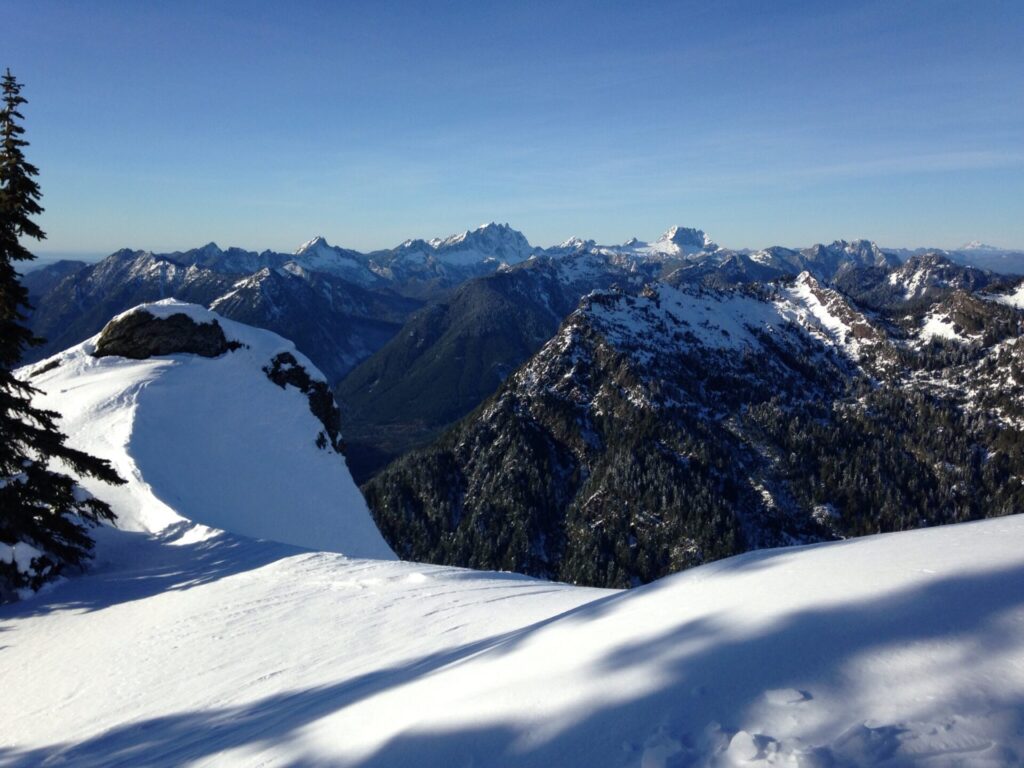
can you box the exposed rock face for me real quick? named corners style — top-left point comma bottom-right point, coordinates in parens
top-left (93, 310), bottom-right (240, 359)
top-left (263, 352), bottom-right (344, 452)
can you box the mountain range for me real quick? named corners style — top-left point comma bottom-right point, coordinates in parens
top-left (21, 223), bottom-right (1024, 585)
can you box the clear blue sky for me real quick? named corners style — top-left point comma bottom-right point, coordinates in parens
top-left (6, 0), bottom-right (1023, 256)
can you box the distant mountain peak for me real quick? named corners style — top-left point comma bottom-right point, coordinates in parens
top-left (295, 235), bottom-right (331, 255)
top-left (657, 226), bottom-right (710, 248)
top-left (960, 241), bottom-right (1000, 252)
top-left (426, 222), bottom-right (533, 265)
top-left (558, 236), bottom-right (593, 251)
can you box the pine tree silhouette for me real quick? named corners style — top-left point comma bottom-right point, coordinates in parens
top-left (0, 69), bottom-right (124, 602)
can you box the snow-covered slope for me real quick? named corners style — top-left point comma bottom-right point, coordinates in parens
top-left (2, 512), bottom-right (1023, 766)
top-left (20, 300), bottom-right (393, 559)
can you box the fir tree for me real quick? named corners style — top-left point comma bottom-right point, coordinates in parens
top-left (0, 69), bottom-right (124, 602)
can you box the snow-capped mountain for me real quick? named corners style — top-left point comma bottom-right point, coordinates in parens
top-left (22, 300), bottom-right (393, 557)
top-left (426, 221), bottom-right (535, 265)
top-left (23, 249), bottom-right (422, 381)
top-left (208, 265), bottom-right (419, 382)
top-left (637, 225), bottom-right (718, 257)
top-left (290, 236), bottom-right (381, 286)
top-left (833, 252), bottom-right (1012, 309)
top-left (22, 224), bottom-right (542, 368)
top-left (366, 270), bottom-right (1024, 587)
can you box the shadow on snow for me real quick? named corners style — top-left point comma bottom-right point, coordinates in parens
top-left (2, 558), bottom-right (1023, 766)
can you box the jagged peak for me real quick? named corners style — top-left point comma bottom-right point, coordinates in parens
top-left (295, 235), bottom-right (332, 255)
top-left (656, 225), bottom-right (711, 248)
top-left (197, 241), bottom-right (222, 255)
top-left (795, 269), bottom-right (819, 286)
top-left (558, 236), bottom-right (594, 250)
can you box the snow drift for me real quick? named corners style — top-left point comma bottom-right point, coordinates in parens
top-left (2, 513), bottom-right (1023, 766)
top-left (19, 299), bottom-right (393, 559)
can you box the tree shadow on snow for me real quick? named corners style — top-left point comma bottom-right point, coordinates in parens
top-left (3, 560), bottom-right (1024, 767)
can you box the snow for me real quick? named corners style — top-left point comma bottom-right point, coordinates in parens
top-left (587, 285), bottom-right (788, 357)
top-left (611, 225), bottom-right (718, 260)
top-left (920, 312), bottom-right (962, 342)
top-left (0, 541), bottom-right (44, 573)
top-left (784, 273), bottom-right (857, 348)
top-left (584, 278), bottom-right (871, 365)
top-left (961, 241), bottom-right (1001, 252)
top-left (992, 284), bottom-right (1024, 310)
top-left (3, 510), bottom-right (1024, 766)
top-left (20, 300), bottom-right (392, 558)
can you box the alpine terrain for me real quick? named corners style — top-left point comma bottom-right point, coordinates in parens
top-left (2, 301), bottom-right (1024, 765)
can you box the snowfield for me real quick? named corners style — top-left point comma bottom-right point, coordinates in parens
top-left (3, 303), bottom-right (1024, 767)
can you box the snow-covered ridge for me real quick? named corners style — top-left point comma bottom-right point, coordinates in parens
top-left (574, 277), bottom-right (874, 364)
top-left (3, 508), bottom-right (1023, 766)
top-left (20, 300), bottom-right (393, 558)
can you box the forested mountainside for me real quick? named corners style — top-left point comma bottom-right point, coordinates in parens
top-left (366, 263), bottom-right (1024, 588)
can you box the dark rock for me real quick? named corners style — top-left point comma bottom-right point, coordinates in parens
top-left (263, 352), bottom-right (344, 452)
top-left (93, 310), bottom-right (241, 359)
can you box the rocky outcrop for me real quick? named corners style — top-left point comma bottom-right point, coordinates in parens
top-left (263, 352), bottom-right (344, 452)
top-left (93, 310), bottom-right (241, 359)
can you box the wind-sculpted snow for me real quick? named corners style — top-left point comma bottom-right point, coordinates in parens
top-left (20, 300), bottom-right (393, 559)
top-left (2, 514), bottom-right (1023, 766)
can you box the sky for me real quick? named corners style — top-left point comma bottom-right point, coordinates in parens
top-left (5, 0), bottom-right (1024, 257)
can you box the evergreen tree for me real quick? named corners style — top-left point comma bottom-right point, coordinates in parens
top-left (0, 69), bottom-right (124, 602)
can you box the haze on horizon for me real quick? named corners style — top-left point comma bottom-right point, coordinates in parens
top-left (6, 0), bottom-right (1023, 257)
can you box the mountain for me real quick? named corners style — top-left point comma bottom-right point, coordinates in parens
top-left (20, 259), bottom-right (90, 302)
top-left (208, 265), bottom-right (419, 382)
top-left (363, 222), bottom-right (537, 299)
top-left (427, 221), bottom-right (535, 265)
top-left (22, 248), bottom-right (422, 382)
top-left (290, 236), bottom-right (383, 286)
top-left (5, 283), bottom-right (1024, 767)
top-left (365, 272), bottom-right (1024, 587)
top-left (336, 251), bottom-right (664, 481)
top-left (833, 252), bottom-right (1014, 310)
top-left (22, 225), bottom-right (541, 374)
top-left (891, 243), bottom-right (1024, 275)
top-left (24, 249), bottom-right (241, 363)
top-left (20, 300), bottom-right (393, 557)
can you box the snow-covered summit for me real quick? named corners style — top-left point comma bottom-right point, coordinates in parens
top-left (556, 236), bottom-right (594, 252)
top-left (607, 226), bottom-right (719, 259)
top-left (21, 300), bottom-right (394, 559)
top-left (427, 222), bottom-right (534, 265)
top-left (961, 240), bottom-right (1002, 251)
top-left (654, 225), bottom-right (715, 252)
top-left (289, 236), bottom-right (379, 285)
